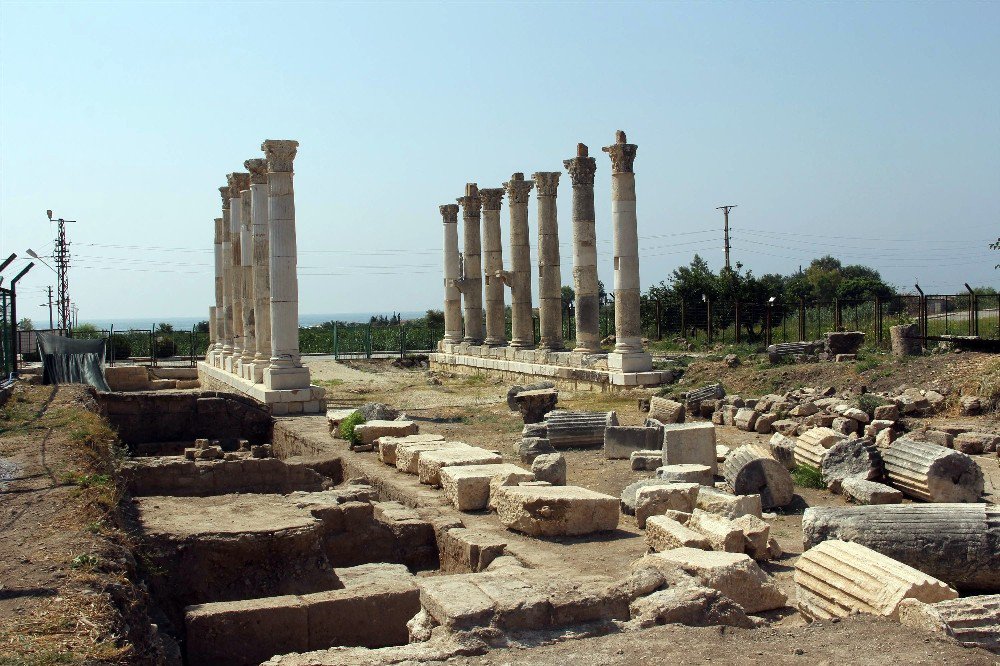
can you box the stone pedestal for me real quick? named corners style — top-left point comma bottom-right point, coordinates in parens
top-left (532, 172), bottom-right (563, 350)
top-left (439, 204), bottom-right (463, 345)
top-left (502, 173), bottom-right (534, 348)
top-left (239, 187), bottom-right (256, 376)
top-left (458, 183), bottom-right (484, 344)
top-left (226, 172), bottom-right (250, 374)
top-left (480, 188), bottom-right (506, 347)
top-left (219, 187), bottom-right (234, 368)
top-left (261, 139), bottom-right (311, 391)
top-left (564, 144), bottom-right (601, 353)
top-left (603, 131), bottom-right (651, 373)
top-left (246, 158), bottom-right (271, 384)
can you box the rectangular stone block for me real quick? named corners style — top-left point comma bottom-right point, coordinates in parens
top-left (688, 509), bottom-right (745, 553)
top-left (645, 515), bottom-right (711, 552)
top-left (440, 463), bottom-right (535, 511)
top-left (493, 485), bottom-right (619, 537)
top-left (662, 422), bottom-right (718, 476)
top-left (417, 447), bottom-right (503, 486)
top-left (303, 581), bottom-right (419, 650)
top-left (630, 449), bottom-right (663, 471)
top-left (185, 595), bottom-right (307, 666)
top-left (634, 482), bottom-right (700, 528)
top-left (604, 425), bottom-right (661, 459)
top-left (353, 420), bottom-right (418, 446)
top-left (438, 528), bottom-right (508, 573)
top-left (377, 433), bottom-right (444, 466)
top-left (694, 486), bottom-right (762, 519)
top-left (395, 441), bottom-right (469, 475)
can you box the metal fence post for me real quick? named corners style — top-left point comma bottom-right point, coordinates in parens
top-left (333, 322), bottom-right (338, 359)
top-left (680, 301), bottom-right (686, 339)
top-left (706, 298), bottom-right (712, 344)
top-left (366, 322), bottom-right (372, 359)
top-left (655, 299), bottom-right (662, 341)
top-left (734, 300), bottom-right (741, 344)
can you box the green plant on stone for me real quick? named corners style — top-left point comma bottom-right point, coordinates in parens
top-left (857, 393), bottom-right (888, 417)
top-left (791, 464), bottom-right (825, 489)
top-left (339, 412), bottom-right (366, 446)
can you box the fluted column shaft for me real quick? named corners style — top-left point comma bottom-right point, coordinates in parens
top-left (219, 189), bottom-right (234, 364)
top-left (458, 183), bottom-right (484, 344)
top-left (440, 204), bottom-right (463, 345)
top-left (208, 305), bottom-right (217, 361)
top-left (227, 172), bottom-right (249, 372)
top-left (503, 173), bottom-right (534, 348)
top-left (246, 158), bottom-right (271, 380)
top-left (565, 144), bottom-right (601, 353)
top-left (239, 188), bottom-right (256, 370)
top-left (480, 188), bottom-right (506, 346)
top-left (533, 172), bottom-right (563, 350)
top-left (212, 216), bottom-right (224, 360)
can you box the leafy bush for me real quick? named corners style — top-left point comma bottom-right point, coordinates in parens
top-left (791, 464), bottom-right (825, 489)
top-left (154, 335), bottom-right (177, 358)
top-left (857, 393), bottom-right (888, 417)
top-left (339, 412), bottom-right (366, 445)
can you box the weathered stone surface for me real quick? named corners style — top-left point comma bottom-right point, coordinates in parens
top-left (794, 427), bottom-right (847, 469)
top-left (395, 441), bottom-right (468, 475)
top-left (898, 595), bottom-right (1000, 653)
top-left (629, 585), bottom-right (754, 629)
top-left (418, 447), bottom-right (503, 486)
top-left (731, 514), bottom-right (771, 560)
top-left (873, 403), bottom-right (900, 421)
top-left (802, 504), bottom-right (1000, 591)
top-left (438, 528), bottom-right (507, 573)
top-left (621, 479), bottom-right (677, 515)
top-left (545, 410), bottom-right (618, 448)
top-left (883, 437), bottom-right (984, 502)
top-left (768, 432), bottom-right (798, 470)
top-left (840, 478), bottom-right (903, 505)
top-left (648, 396), bottom-right (684, 424)
top-left (715, 445), bottom-right (730, 463)
top-left (354, 420), bottom-right (418, 446)
top-left (694, 486), bottom-right (762, 519)
top-left (641, 548), bottom-right (787, 613)
top-left (630, 450), bottom-right (663, 471)
top-left (604, 425), bottom-right (660, 459)
top-left (754, 413), bottom-right (777, 434)
top-left (789, 402), bottom-right (819, 417)
top-left (688, 509), bottom-right (745, 553)
top-left (634, 483), bottom-right (699, 528)
top-left (821, 437), bottom-right (884, 493)
top-left (771, 418), bottom-right (799, 436)
top-left (531, 452), bottom-right (567, 486)
top-left (662, 422), bottom-right (717, 475)
top-left (830, 416), bottom-right (858, 436)
top-left (955, 432), bottom-right (1000, 455)
top-left (440, 464), bottom-right (534, 511)
top-left (733, 408), bottom-right (758, 432)
top-left (644, 515), bottom-right (711, 551)
top-left (516, 436), bottom-right (554, 463)
top-left (509, 387), bottom-right (558, 424)
top-left (493, 485), bottom-right (619, 536)
top-left (377, 434), bottom-right (444, 466)
top-left (794, 539), bottom-right (957, 620)
top-left (722, 443), bottom-right (793, 509)
top-left (825, 331), bottom-right (865, 355)
top-left (656, 464), bottom-right (713, 486)
top-left (959, 396), bottom-right (984, 416)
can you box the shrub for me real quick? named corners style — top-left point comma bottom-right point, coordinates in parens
top-left (154, 335), bottom-right (177, 358)
top-left (791, 464), bottom-right (825, 489)
top-left (339, 412), bottom-right (366, 446)
top-left (108, 334), bottom-right (132, 360)
top-left (857, 393), bottom-right (888, 417)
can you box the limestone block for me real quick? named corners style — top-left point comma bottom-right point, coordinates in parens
top-left (771, 419), bottom-right (799, 436)
top-left (722, 443), bottom-right (794, 509)
top-left (731, 514), bottom-right (771, 560)
top-left (955, 432), bottom-right (1000, 455)
top-left (377, 434), bottom-right (444, 466)
top-left (440, 464), bottom-right (534, 511)
top-left (605, 425), bottom-right (661, 459)
top-left (516, 436), bottom-right (554, 463)
top-left (662, 422), bottom-right (717, 475)
top-left (840, 478), bottom-right (903, 505)
top-left (883, 437), bottom-right (983, 502)
top-left (644, 548), bottom-right (787, 613)
top-left (831, 417), bottom-right (858, 436)
top-left (754, 413), bottom-right (777, 434)
top-left (493, 485), bottom-right (619, 537)
top-left (656, 464), bottom-right (714, 486)
top-left (875, 427), bottom-right (895, 449)
top-left (841, 407), bottom-right (870, 424)
top-left (621, 479), bottom-right (679, 515)
top-left (898, 595), bottom-right (1000, 653)
top-left (354, 420), bottom-right (418, 446)
top-left (694, 486), bottom-right (762, 519)
top-left (821, 437), bottom-right (884, 493)
top-left (645, 515), bottom-right (711, 552)
top-left (711, 410), bottom-right (725, 426)
top-left (733, 408), bottom-right (758, 432)
top-left (794, 539), bottom-right (958, 620)
top-left (184, 595), bottom-right (307, 666)
top-left (545, 410), bottom-right (618, 448)
top-left (634, 483), bottom-right (699, 528)
top-left (789, 402), bottom-right (819, 417)
top-left (395, 441), bottom-right (470, 475)
top-left (794, 427), bottom-right (847, 470)
top-left (531, 452), bottom-right (566, 486)
top-left (418, 447), bottom-right (503, 486)
top-left (688, 509), bottom-right (745, 553)
top-left (721, 405), bottom-right (738, 426)
top-left (648, 396), bottom-right (684, 424)
top-left (629, 585), bottom-right (754, 629)
top-left (768, 433), bottom-right (798, 470)
top-left (630, 450), bottom-right (663, 471)
top-left (864, 419), bottom-right (895, 438)
top-left (873, 404), bottom-right (900, 421)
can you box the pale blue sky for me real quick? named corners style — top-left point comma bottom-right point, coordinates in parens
top-left (1, 1), bottom-right (997, 321)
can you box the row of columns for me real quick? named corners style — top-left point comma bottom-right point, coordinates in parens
top-left (206, 139), bottom-right (311, 390)
top-left (439, 131), bottom-right (651, 372)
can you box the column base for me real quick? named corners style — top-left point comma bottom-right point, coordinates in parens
top-left (264, 364), bottom-right (312, 390)
top-left (607, 351), bottom-right (652, 373)
top-left (483, 338), bottom-right (508, 347)
top-left (249, 361), bottom-right (268, 384)
top-left (223, 355), bottom-right (236, 373)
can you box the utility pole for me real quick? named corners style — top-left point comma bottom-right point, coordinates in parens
top-left (716, 205), bottom-right (736, 271)
top-left (46, 210), bottom-right (74, 333)
top-left (45, 286), bottom-right (54, 330)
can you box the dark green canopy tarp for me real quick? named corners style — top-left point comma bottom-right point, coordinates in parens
top-left (36, 332), bottom-right (111, 391)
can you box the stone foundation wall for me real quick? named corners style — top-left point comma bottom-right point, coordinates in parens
top-left (122, 456), bottom-right (341, 497)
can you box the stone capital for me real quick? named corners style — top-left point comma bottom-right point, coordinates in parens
top-left (479, 188), bottom-right (504, 211)
top-left (439, 203), bottom-right (459, 223)
top-left (261, 139), bottom-right (299, 172)
top-left (219, 186), bottom-right (231, 209)
top-left (227, 172), bottom-right (250, 198)
top-left (457, 182), bottom-right (481, 215)
top-left (602, 130), bottom-right (637, 173)
top-left (503, 172), bottom-right (534, 205)
top-left (245, 158), bottom-right (268, 184)
top-left (563, 143), bottom-right (597, 186)
top-left (531, 172), bottom-right (560, 196)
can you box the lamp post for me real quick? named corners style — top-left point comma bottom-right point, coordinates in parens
top-left (9, 262), bottom-right (35, 376)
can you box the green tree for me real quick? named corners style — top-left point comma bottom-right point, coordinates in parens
top-left (156, 323), bottom-right (174, 334)
top-left (17, 317), bottom-right (33, 331)
top-left (668, 254), bottom-right (719, 302)
top-left (195, 320), bottom-right (210, 333)
top-left (561, 285), bottom-right (575, 308)
top-left (424, 309), bottom-right (445, 328)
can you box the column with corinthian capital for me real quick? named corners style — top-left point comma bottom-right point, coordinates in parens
top-left (480, 187), bottom-right (506, 346)
top-left (226, 172), bottom-right (250, 373)
top-left (210, 215), bottom-right (224, 363)
top-left (439, 204), bottom-right (463, 346)
top-left (457, 183), bottom-right (484, 344)
top-left (501, 173), bottom-right (534, 348)
top-left (239, 186), bottom-right (256, 376)
top-left (532, 172), bottom-right (563, 350)
top-left (246, 158), bottom-right (271, 384)
top-left (565, 143), bottom-right (601, 354)
top-left (219, 188), bottom-right (234, 367)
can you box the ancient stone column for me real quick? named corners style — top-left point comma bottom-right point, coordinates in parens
top-left (439, 203), bottom-right (463, 346)
top-left (501, 173), bottom-right (534, 348)
top-left (603, 130), bottom-right (651, 372)
top-left (226, 172), bottom-right (250, 373)
top-left (211, 216), bottom-right (224, 363)
top-left (239, 187), bottom-right (256, 374)
top-left (207, 305), bottom-right (217, 363)
top-left (532, 172), bottom-right (563, 350)
top-left (564, 144), bottom-right (601, 354)
top-left (246, 158), bottom-right (271, 383)
top-left (261, 139), bottom-right (311, 390)
top-left (457, 183), bottom-right (483, 344)
top-left (219, 187), bottom-right (234, 367)
top-left (480, 187), bottom-right (506, 347)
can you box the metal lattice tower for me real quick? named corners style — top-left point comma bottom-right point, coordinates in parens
top-left (52, 217), bottom-right (71, 331)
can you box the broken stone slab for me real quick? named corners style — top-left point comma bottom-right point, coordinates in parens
top-left (768, 432), bottom-right (798, 470)
top-left (840, 478), bottom-right (903, 505)
top-left (438, 528), bottom-right (508, 573)
top-left (731, 514), bottom-right (771, 561)
top-left (898, 595), bottom-right (1000, 653)
top-left (515, 436), bottom-right (554, 464)
top-left (954, 432), bottom-right (1000, 455)
top-left (439, 464), bottom-right (535, 511)
top-left (544, 410), bottom-right (619, 448)
top-left (722, 443), bottom-right (794, 509)
top-left (873, 403), bottom-right (900, 421)
top-left (661, 422), bottom-right (718, 475)
top-left (629, 585), bottom-right (754, 629)
top-left (395, 441), bottom-right (471, 475)
top-left (821, 437), bottom-right (884, 493)
top-left (883, 437), bottom-right (984, 502)
top-left (789, 402), bottom-right (819, 417)
top-left (771, 418), bottom-right (800, 436)
top-left (648, 396), bottom-right (684, 424)
top-left (715, 444), bottom-right (730, 463)
top-left (688, 509), bottom-right (745, 553)
top-left (644, 514), bottom-right (711, 551)
top-left (794, 539), bottom-right (958, 620)
top-left (493, 485), bottom-right (619, 537)
top-left (656, 463), bottom-right (714, 486)
top-left (639, 548), bottom-right (787, 613)
top-left (634, 483), bottom-right (699, 528)
top-left (802, 504), bottom-right (1000, 591)
top-left (864, 419), bottom-right (895, 439)
top-left (733, 408), bottom-right (758, 432)
top-left (825, 331), bottom-right (865, 355)
top-left (605, 425), bottom-right (661, 460)
top-left (506, 381), bottom-right (555, 410)
top-left (621, 479), bottom-right (678, 515)
top-left (531, 452), bottom-right (566, 486)
top-left (630, 450), bottom-right (662, 471)
top-left (353, 420), bottom-right (418, 447)
top-left (794, 427), bottom-right (847, 469)
top-left (959, 396), bottom-right (984, 416)
top-left (754, 413), bottom-right (777, 434)
top-left (831, 416), bottom-right (858, 436)
top-left (694, 486), bottom-right (762, 519)
top-left (418, 447), bottom-right (504, 486)
top-left (377, 434), bottom-right (445, 466)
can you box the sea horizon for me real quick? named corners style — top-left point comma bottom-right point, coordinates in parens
top-left (79, 311), bottom-right (428, 331)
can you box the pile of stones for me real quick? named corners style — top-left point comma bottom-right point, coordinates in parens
top-left (765, 331), bottom-right (865, 364)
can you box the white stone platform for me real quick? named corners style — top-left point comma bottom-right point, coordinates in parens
top-left (197, 361), bottom-right (326, 415)
top-left (430, 342), bottom-right (671, 390)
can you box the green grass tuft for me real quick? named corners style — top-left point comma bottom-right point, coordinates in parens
top-left (791, 464), bottom-right (825, 489)
top-left (338, 411), bottom-right (366, 445)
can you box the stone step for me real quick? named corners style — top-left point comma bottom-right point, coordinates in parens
top-left (417, 447), bottom-right (503, 487)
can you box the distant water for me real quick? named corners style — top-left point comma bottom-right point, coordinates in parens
top-left (81, 311), bottom-right (427, 331)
